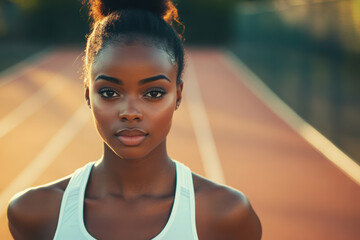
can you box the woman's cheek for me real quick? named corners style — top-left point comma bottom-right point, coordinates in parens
top-left (91, 99), bottom-right (116, 140)
top-left (151, 94), bottom-right (176, 133)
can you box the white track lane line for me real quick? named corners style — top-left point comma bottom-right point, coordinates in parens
top-left (223, 50), bottom-right (360, 186)
top-left (0, 104), bottom-right (90, 217)
top-left (0, 71), bottom-right (68, 139)
top-left (0, 47), bottom-right (53, 88)
top-left (185, 57), bottom-right (226, 184)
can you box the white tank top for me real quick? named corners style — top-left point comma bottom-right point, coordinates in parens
top-left (53, 160), bottom-right (199, 239)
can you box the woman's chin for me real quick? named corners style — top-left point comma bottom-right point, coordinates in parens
top-left (104, 137), bottom-right (166, 161)
top-left (108, 146), bottom-right (152, 160)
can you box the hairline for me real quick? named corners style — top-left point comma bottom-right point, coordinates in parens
top-left (86, 34), bottom-right (178, 85)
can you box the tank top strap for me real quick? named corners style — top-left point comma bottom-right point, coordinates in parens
top-left (175, 161), bottom-right (198, 239)
top-left (53, 162), bottom-right (96, 240)
top-left (153, 161), bottom-right (198, 240)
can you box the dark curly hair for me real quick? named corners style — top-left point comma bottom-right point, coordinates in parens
top-left (83, 0), bottom-right (185, 86)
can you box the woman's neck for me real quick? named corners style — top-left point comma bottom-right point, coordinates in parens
top-left (89, 141), bottom-right (176, 200)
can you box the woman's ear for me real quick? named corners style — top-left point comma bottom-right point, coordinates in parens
top-left (85, 87), bottom-right (91, 109)
top-left (175, 81), bottom-right (184, 110)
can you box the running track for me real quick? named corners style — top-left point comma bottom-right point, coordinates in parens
top-left (0, 47), bottom-right (359, 240)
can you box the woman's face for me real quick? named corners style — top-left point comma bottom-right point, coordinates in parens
top-left (86, 42), bottom-right (182, 159)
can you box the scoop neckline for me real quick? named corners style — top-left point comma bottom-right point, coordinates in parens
top-left (78, 160), bottom-right (181, 240)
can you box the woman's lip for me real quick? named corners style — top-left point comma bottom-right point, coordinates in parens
top-left (115, 129), bottom-right (147, 137)
top-left (115, 128), bottom-right (148, 146)
top-left (116, 135), bottom-right (147, 146)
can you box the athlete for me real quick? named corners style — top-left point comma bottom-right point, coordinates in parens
top-left (7, 0), bottom-right (262, 239)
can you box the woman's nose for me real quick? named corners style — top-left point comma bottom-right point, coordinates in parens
top-left (118, 98), bottom-right (143, 122)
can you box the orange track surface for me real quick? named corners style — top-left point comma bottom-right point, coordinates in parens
top-left (0, 48), bottom-right (359, 240)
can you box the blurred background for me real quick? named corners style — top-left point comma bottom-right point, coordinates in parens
top-left (1, 0), bottom-right (359, 164)
top-left (1, 0), bottom-right (360, 239)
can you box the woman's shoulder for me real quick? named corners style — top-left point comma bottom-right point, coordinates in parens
top-left (7, 176), bottom-right (71, 239)
top-left (192, 173), bottom-right (262, 240)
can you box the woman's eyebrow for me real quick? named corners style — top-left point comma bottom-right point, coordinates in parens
top-left (95, 74), bottom-right (170, 85)
top-left (95, 75), bottom-right (122, 84)
top-left (139, 74), bottom-right (171, 85)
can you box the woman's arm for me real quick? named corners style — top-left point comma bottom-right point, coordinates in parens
top-left (7, 181), bottom-right (67, 240)
top-left (214, 190), bottom-right (262, 239)
top-left (195, 176), bottom-right (262, 240)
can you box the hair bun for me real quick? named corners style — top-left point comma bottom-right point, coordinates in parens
top-left (87, 0), bottom-right (179, 24)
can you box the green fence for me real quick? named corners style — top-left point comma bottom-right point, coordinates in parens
top-left (232, 0), bottom-right (360, 163)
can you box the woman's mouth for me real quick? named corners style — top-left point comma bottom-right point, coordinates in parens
top-left (115, 129), bottom-right (148, 146)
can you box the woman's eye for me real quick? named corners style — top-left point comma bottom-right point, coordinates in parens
top-left (98, 88), bottom-right (119, 98)
top-left (145, 89), bottom-right (166, 99)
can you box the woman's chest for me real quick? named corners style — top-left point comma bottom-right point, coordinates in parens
top-left (83, 197), bottom-right (174, 240)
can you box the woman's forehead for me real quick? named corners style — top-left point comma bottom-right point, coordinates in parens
top-left (90, 43), bottom-right (176, 83)
top-left (94, 43), bottom-right (172, 66)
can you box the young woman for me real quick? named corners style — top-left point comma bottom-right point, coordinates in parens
top-left (7, 0), bottom-right (262, 239)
